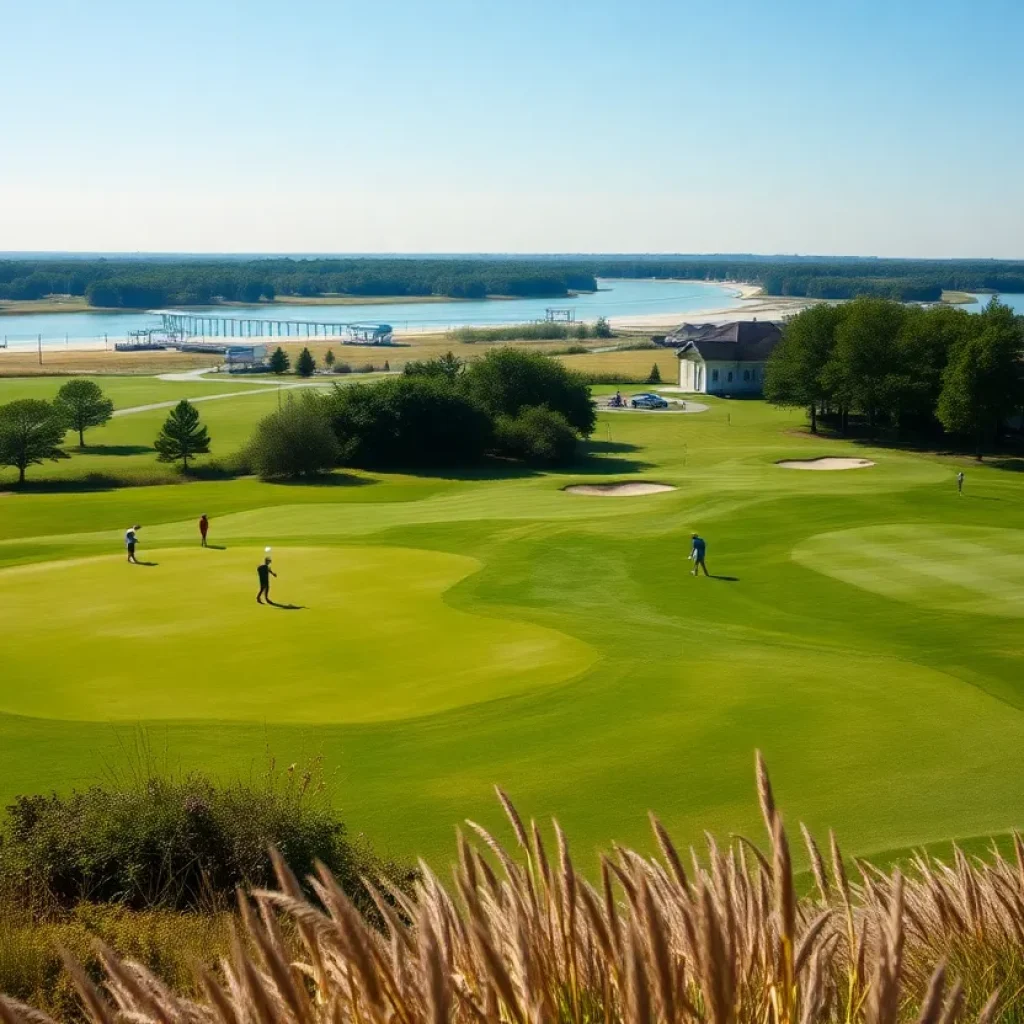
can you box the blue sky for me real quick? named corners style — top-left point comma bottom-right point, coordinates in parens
top-left (1, 0), bottom-right (1022, 255)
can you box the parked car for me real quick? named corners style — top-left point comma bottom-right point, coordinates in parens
top-left (630, 392), bottom-right (669, 409)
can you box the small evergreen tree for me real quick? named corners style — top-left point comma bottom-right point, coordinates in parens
top-left (154, 400), bottom-right (211, 471)
top-left (324, 349), bottom-right (336, 368)
top-left (647, 363), bottom-right (662, 384)
top-left (595, 316), bottom-right (612, 339)
top-left (53, 378), bottom-right (114, 446)
top-left (384, 360), bottom-right (390, 372)
top-left (0, 399), bottom-right (69, 484)
top-left (296, 347), bottom-right (316, 378)
top-left (269, 346), bottom-right (290, 375)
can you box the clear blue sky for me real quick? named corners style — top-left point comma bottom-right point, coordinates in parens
top-left (2, 0), bottom-right (1022, 255)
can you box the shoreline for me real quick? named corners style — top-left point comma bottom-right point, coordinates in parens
top-left (0, 280), bottom-right (808, 355)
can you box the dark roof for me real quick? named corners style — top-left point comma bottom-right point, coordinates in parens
top-left (671, 320), bottom-right (782, 362)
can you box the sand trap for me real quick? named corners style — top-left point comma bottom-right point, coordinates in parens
top-left (564, 482), bottom-right (676, 496)
top-left (777, 457), bottom-right (875, 471)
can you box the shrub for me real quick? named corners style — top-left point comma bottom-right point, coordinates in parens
top-left (460, 348), bottom-right (596, 436)
top-left (594, 315), bottom-right (612, 338)
top-left (325, 376), bottom-right (492, 469)
top-left (333, 361), bottom-right (352, 374)
top-left (295, 347), bottom-right (316, 378)
top-left (494, 406), bottom-right (578, 466)
top-left (247, 394), bottom-right (340, 479)
top-left (0, 762), bottom-right (409, 915)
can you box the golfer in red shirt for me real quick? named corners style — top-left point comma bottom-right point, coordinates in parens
top-left (199, 514), bottom-right (209, 548)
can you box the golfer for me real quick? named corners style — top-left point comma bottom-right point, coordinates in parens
top-left (256, 556), bottom-right (277, 604)
top-left (125, 524), bottom-right (141, 564)
top-left (957, 471), bottom-right (964, 496)
top-left (199, 514), bottom-right (209, 547)
top-left (690, 532), bottom-right (709, 577)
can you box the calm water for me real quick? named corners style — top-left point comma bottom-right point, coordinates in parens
top-left (0, 279), bottom-right (745, 350)
top-left (961, 293), bottom-right (1024, 314)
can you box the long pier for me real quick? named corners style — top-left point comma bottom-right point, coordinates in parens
top-left (151, 310), bottom-right (393, 344)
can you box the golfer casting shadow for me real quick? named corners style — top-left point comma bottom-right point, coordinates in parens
top-left (256, 556), bottom-right (277, 604)
top-left (690, 532), bottom-right (710, 577)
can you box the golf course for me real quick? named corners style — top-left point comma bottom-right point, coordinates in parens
top-left (2, 369), bottom-right (1024, 872)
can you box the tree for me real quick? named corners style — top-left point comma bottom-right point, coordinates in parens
top-left (646, 363), bottom-right (662, 384)
top-left (494, 406), bottom-right (577, 465)
top-left (460, 348), bottom-right (596, 437)
top-left (324, 349), bottom-right (336, 369)
top-left (325, 376), bottom-right (492, 469)
top-left (296, 347), bottom-right (316, 378)
top-left (154, 400), bottom-right (211, 471)
top-left (937, 299), bottom-right (1024, 456)
top-left (53, 378), bottom-right (114, 447)
top-left (248, 394), bottom-right (340, 479)
top-left (0, 400), bottom-right (69, 483)
top-left (765, 303), bottom-right (845, 433)
top-left (269, 347), bottom-right (290, 375)
top-left (594, 316), bottom-right (612, 338)
top-left (403, 351), bottom-right (464, 383)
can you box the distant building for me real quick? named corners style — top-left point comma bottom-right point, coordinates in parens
top-left (668, 320), bottom-right (782, 395)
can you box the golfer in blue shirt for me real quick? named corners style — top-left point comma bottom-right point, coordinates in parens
top-left (690, 533), bottom-right (709, 577)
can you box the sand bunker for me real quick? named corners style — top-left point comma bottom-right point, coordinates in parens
top-left (777, 457), bottom-right (875, 471)
top-left (564, 482), bottom-right (676, 496)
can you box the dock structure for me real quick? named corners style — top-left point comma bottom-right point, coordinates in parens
top-left (150, 310), bottom-right (393, 345)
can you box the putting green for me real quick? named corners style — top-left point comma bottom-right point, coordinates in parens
top-left (0, 546), bottom-right (594, 723)
top-left (793, 525), bottom-right (1024, 618)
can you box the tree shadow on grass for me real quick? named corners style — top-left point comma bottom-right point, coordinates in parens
top-left (988, 458), bottom-right (1024, 473)
top-left (573, 441), bottom-right (655, 476)
top-left (74, 444), bottom-right (153, 457)
top-left (269, 472), bottom-right (376, 488)
top-left (0, 473), bottom-right (129, 494)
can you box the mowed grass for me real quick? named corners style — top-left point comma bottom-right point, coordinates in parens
top-left (2, 378), bottom-right (1024, 870)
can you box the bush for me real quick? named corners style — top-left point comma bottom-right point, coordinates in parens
top-left (595, 316), bottom-right (612, 338)
top-left (247, 394), bottom-right (340, 479)
top-left (333, 361), bottom-right (352, 374)
top-left (0, 762), bottom-right (409, 915)
top-left (494, 406), bottom-right (578, 466)
top-left (460, 348), bottom-right (596, 436)
top-left (325, 376), bottom-right (492, 469)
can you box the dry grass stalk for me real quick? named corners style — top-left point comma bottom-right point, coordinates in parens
top-left (1, 752), bottom-right (1012, 1024)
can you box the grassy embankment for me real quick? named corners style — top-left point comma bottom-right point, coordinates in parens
top-left (1, 374), bottom-right (1023, 877)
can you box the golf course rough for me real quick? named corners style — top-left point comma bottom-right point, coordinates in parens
top-left (3, 375), bottom-right (1024, 870)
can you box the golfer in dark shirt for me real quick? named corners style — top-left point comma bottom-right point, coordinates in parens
top-left (690, 533), bottom-right (709, 577)
top-left (256, 557), bottom-right (277, 604)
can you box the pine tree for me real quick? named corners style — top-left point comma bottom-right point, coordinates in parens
top-left (647, 363), bottom-right (662, 384)
top-left (53, 378), bottom-right (114, 447)
top-left (154, 400), bottom-right (211, 471)
top-left (296, 347), bottom-right (316, 378)
top-left (324, 349), bottom-right (335, 368)
top-left (269, 346), bottom-right (290, 375)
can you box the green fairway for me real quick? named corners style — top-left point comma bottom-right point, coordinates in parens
top-left (2, 375), bottom-right (1024, 870)
top-left (1, 546), bottom-right (592, 723)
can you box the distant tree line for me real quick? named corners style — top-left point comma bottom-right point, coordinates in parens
top-left (6, 255), bottom-right (1024, 308)
top-left (764, 298), bottom-right (1024, 454)
top-left (0, 259), bottom-right (598, 308)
